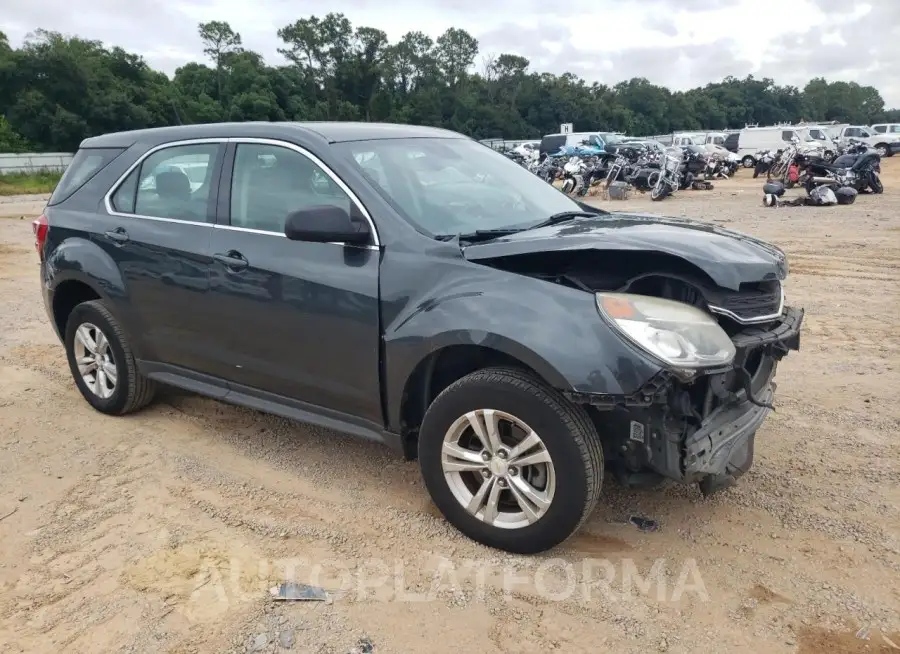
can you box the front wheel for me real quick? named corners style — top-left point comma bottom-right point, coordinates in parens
top-left (875, 143), bottom-right (890, 158)
top-left (650, 184), bottom-right (670, 201)
top-left (418, 367), bottom-right (604, 554)
top-left (742, 155), bottom-right (756, 168)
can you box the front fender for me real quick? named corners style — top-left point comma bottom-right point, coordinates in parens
top-left (383, 266), bottom-right (662, 429)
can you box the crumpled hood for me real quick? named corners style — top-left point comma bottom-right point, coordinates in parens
top-left (462, 213), bottom-right (788, 291)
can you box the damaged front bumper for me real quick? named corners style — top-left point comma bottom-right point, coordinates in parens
top-left (569, 306), bottom-right (804, 494)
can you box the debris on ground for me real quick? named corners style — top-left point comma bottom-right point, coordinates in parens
top-left (277, 629), bottom-right (295, 649)
top-left (348, 636), bottom-right (374, 653)
top-left (629, 515), bottom-right (660, 532)
top-left (269, 582), bottom-right (329, 601)
top-left (248, 633), bottom-right (268, 652)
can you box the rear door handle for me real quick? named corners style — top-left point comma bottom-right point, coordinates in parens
top-left (104, 228), bottom-right (129, 244)
top-left (213, 251), bottom-right (249, 270)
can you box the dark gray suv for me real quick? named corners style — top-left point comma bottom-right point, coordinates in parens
top-left (34, 122), bottom-right (802, 553)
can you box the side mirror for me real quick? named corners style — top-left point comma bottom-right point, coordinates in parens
top-left (284, 205), bottom-right (371, 245)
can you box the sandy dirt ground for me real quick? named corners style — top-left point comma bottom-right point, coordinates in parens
top-left (0, 164), bottom-right (899, 654)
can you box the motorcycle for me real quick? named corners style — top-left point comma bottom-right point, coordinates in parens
top-left (650, 149), bottom-right (683, 201)
top-left (801, 141), bottom-right (882, 194)
top-left (560, 157), bottom-right (587, 194)
top-left (603, 144), bottom-right (660, 192)
top-left (753, 149), bottom-right (780, 178)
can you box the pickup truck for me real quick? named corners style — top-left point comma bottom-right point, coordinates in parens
top-left (836, 125), bottom-right (900, 157)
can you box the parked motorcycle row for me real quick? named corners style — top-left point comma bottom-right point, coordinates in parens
top-left (756, 137), bottom-right (884, 207)
top-left (504, 142), bottom-right (738, 202)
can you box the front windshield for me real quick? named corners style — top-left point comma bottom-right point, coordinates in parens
top-left (335, 137), bottom-right (585, 237)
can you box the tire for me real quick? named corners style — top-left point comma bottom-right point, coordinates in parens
top-left (869, 171), bottom-right (884, 194)
top-left (64, 300), bottom-right (157, 415)
top-left (875, 143), bottom-right (890, 157)
top-left (650, 184), bottom-right (669, 201)
top-left (742, 155), bottom-right (755, 168)
top-left (417, 367), bottom-right (604, 554)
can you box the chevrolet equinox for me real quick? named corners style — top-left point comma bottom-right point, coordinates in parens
top-left (34, 122), bottom-right (803, 554)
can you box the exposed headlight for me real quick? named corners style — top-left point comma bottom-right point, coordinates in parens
top-left (596, 293), bottom-right (736, 370)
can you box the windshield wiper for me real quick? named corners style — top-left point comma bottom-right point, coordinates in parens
top-left (442, 229), bottom-right (523, 242)
top-left (526, 211), bottom-right (599, 231)
top-left (437, 208), bottom-right (606, 243)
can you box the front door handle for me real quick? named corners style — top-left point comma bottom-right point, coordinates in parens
top-left (104, 228), bottom-right (129, 244)
top-left (213, 251), bottom-right (249, 270)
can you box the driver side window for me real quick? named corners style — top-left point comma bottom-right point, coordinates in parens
top-left (229, 143), bottom-right (352, 233)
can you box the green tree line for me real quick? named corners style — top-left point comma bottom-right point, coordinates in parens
top-left (1, 16), bottom-right (898, 153)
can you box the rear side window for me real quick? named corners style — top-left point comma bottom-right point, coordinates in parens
top-left (48, 147), bottom-right (124, 206)
top-left (109, 143), bottom-right (220, 222)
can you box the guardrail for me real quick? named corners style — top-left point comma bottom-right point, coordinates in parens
top-left (0, 153), bottom-right (73, 174)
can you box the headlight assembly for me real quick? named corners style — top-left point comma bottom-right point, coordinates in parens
top-left (596, 292), bottom-right (736, 370)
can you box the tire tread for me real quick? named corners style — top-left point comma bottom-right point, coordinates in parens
top-left (76, 300), bottom-right (157, 414)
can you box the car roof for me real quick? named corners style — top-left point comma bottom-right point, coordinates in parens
top-left (79, 121), bottom-right (466, 149)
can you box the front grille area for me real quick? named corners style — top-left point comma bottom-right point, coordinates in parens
top-left (711, 281), bottom-right (782, 322)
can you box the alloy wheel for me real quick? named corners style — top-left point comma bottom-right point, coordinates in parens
top-left (440, 409), bottom-right (556, 530)
top-left (73, 322), bottom-right (117, 399)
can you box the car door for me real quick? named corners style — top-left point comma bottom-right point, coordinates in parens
top-left (204, 138), bottom-right (383, 425)
top-left (103, 140), bottom-right (225, 371)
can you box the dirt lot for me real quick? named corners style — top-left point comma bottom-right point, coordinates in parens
top-left (1, 166), bottom-right (899, 654)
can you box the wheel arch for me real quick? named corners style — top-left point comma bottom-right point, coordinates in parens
top-left (397, 343), bottom-right (559, 459)
top-left (51, 277), bottom-right (104, 342)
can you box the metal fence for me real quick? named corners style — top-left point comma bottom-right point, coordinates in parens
top-left (0, 153), bottom-right (73, 174)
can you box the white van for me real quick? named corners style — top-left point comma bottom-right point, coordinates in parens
top-left (734, 126), bottom-right (808, 167)
top-left (871, 123), bottom-right (900, 135)
top-left (671, 132), bottom-right (706, 147)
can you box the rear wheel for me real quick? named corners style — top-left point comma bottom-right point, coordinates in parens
top-left (742, 155), bottom-right (755, 168)
top-left (875, 143), bottom-right (890, 157)
top-left (418, 367), bottom-right (604, 554)
top-left (64, 300), bottom-right (157, 415)
top-left (869, 171), bottom-right (884, 194)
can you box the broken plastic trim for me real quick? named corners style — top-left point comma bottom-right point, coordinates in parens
top-left (564, 370), bottom-right (675, 410)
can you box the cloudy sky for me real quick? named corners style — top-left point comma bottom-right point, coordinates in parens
top-left (3, 0), bottom-right (898, 107)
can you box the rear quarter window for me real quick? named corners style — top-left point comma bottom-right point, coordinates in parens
top-left (48, 147), bottom-right (125, 206)
top-left (540, 136), bottom-right (565, 154)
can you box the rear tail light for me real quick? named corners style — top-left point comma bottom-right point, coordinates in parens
top-left (32, 215), bottom-right (49, 262)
